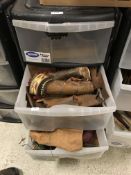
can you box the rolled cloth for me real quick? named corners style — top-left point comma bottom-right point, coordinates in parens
top-left (30, 129), bottom-right (83, 152)
top-left (29, 67), bottom-right (92, 96)
top-left (43, 80), bottom-right (94, 96)
top-left (52, 67), bottom-right (91, 80)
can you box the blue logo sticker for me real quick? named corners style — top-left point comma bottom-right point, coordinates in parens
top-left (26, 51), bottom-right (39, 58)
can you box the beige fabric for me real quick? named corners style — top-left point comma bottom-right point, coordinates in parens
top-left (30, 129), bottom-right (83, 152)
top-left (46, 80), bottom-right (94, 96)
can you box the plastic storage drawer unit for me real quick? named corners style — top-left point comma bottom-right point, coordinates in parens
top-left (15, 65), bottom-right (116, 131)
top-left (106, 116), bottom-right (131, 148)
top-left (0, 0), bottom-right (23, 88)
top-left (11, 0), bottom-right (119, 65)
top-left (112, 68), bottom-right (131, 111)
top-left (25, 129), bottom-right (108, 160)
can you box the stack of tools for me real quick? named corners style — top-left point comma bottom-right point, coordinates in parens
top-left (30, 129), bottom-right (99, 152)
top-left (27, 65), bottom-right (108, 108)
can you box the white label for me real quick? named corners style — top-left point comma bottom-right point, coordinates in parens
top-left (51, 11), bottom-right (63, 15)
top-left (31, 107), bottom-right (40, 112)
top-left (24, 51), bottom-right (51, 63)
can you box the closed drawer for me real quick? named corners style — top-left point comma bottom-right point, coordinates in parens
top-left (106, 116), bottom-right (131, 148)
top-left (13, 20), bottom-right (114, 65)
top-left (0, 108), bottom-right (20, 120)
top-left (15, 65), bottom-right (116, 131)
top-left (112, 68), bottom-right (131, 111)
top-left (0, 89), bottom-right (18, 106)
top-left (0, 64), bottom-right (17, 87)
top-left (25, 129), bottom-right (108, 160)
top-left (18, 113), bottom-right (111, 131)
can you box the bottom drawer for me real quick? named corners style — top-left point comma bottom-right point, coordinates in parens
top-left (25, 129), bottom-right (108, 160)
top-left (106, 115), bottom-right (131, 148)
top-left (15, 65), bottom-right (115, 131)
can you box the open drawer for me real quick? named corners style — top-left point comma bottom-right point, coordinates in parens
top-left (0, 64), bottom-right (17, 88)
top-left (15, 65), bottom-right (116, 131)
top-left (25, 129), bottom-right (108, 160)
top-left (0, 89), bottom-right (18, 106)
top-left (112, 68), bottom-right (131, 111)
top-left (106, 116), bottom-right (131, 148)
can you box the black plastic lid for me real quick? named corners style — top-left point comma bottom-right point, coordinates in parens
top-left (0, 0), bottom-right (14, 10)
top-left (11, 0), bottom-right (116, 23)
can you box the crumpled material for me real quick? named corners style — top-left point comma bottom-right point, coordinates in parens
top-left (27, 66), bottom-right (108, 108)
top-left (30, 129), bottom-right (83, 152)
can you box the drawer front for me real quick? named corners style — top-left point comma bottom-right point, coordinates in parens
top-left (116, 89), bottom-right (131, 111)
top-left (0, 109), bottom-right (20, 120)
top-left (25, 129), bottom-right (108, 160)
top-left (112, 68), bottom-right (131, 111)
top-left (106, 116), bottom-right (131, 148)
top-left (109, 135), bottom-right (131, 148)
top-left (0, 90), bottom-right (18, 106)
top-left (19, 113), bottom-right (111, 131)
top-left (14, 21), bottom-right (113, 64)
top-left (0, 65), bottom-right (17, 87)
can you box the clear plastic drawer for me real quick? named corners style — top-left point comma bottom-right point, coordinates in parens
top-left (13, 20), bottom-right (114, 64)
top-left (15, 65), bottom-right (116, 131)
top-left (106, 116), bottom-right (131, 148)
top-left (25, 129), bottom-right (108, 160)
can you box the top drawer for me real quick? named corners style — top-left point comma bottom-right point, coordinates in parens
top-left (13, 20), bottom-right (114, 65)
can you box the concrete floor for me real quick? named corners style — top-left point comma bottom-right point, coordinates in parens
top-left (0, 122), bottom-right (130, 175)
